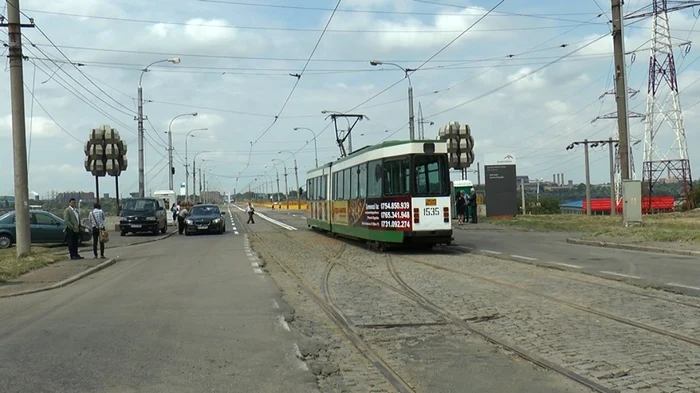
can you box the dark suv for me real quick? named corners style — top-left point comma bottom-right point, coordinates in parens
top-left (119, 198), bottom-right (168, 236)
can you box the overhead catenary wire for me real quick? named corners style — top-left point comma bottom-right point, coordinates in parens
top-left (21, 9), bottom-right (605, 33)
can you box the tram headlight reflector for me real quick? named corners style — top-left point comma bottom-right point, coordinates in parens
top-left (443, 207), bottom-right (449, 223)
top-left (413, 208), bottom-right (420, 224)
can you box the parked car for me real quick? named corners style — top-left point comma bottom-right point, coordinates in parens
top-left (0, 210), bottom-right (92, 249)
top-left (184, 204), bottom-right (226, 235)
top-left (119, 198), bottom-right (168, 236)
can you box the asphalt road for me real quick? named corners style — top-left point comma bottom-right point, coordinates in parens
top-left (254, 207), bottom-right (700, 298)
top-left (0, 212), bottom-right (319, 393)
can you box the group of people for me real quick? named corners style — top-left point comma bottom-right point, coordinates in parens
top-left (455, 188), bottom-right (478, 225)
top-left (63, 198), bottom-right (107, 260)
top-left (171, 202), bottom-right (193, 235)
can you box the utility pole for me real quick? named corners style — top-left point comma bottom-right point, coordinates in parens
top-left (293, 159), bottom-right (301, 209)
top-left (192, 160), bottom-right (196, 203)
top-left (199, 168), bottom-right (202, 196)
top-left (520, 179), bottom-right (526, 215)
top-left (608, 137), bottom-right (616, 215)
top-left (584, 139), bottom-right (591, 216)
top-left (566, 138), bottom-right (619, 216)
top-left (283, 167), bottom-right (289, 209)
top-left (276, 170), bottom-right (281, 203)
top-left (611, 0), bottom-right (631, 179)
top-left (202, 172), bottom-right (206, 203)
top-left (137, 86), bottom-right (145, 197)
top-left (408, 84), bottom-right (415, 141)
top-left (3, 0), bottom-right (34, 256)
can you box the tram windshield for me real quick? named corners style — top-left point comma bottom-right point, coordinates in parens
top-left (413, 154), bottom-right (448, 196)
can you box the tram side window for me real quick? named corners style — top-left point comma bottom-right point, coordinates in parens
top-left (414, 155), bottom-right (446, 195)
top-left (307, 179), bottom-right (313, 200)
top-left (383, 158), bottom-right (410, 196)
top-left (349, 166), bottom-right (359, 200)
top-left (367, 160), bottom-right (382, 198)
top-left (315, 177), bottom-right (321, 200)
top-left (333, 172), bottom-right (340, 200)
top-left (343, 168), bottom-right (352, 200)
top-left (320, 175), bottom-right (326, 200)
top-left (357, 163), bottom-right (367, 199)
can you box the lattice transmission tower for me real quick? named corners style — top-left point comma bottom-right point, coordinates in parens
top-left (628, 1), bottom-right (700, 209)
top-left (593, 83), bottom-right (644, 205)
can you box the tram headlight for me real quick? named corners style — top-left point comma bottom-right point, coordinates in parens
top-left (443, 207), bottom-right (450, 223)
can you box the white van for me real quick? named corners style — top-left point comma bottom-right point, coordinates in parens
top-left (153, 190), bottom-right (177, 226)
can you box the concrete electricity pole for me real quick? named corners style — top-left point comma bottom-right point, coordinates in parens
top-left (520, 179), bottom-right (526, 215)
top-left (611, 0), bottom-right (631, 180)
top-left (167, 112), bottom-right (197, 191)
top-left (137, 58), bottom-right (181, 197)
top-left (608, 137), bottom-right (616, 215)
top-left (3, 0), bottom-right (34, 256)
top-left (566, 139), bottom-right (619, 216)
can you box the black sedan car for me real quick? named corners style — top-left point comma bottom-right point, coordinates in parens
top-left (184, 204), bottom-right (226, 235)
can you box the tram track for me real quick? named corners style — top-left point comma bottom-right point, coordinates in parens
top-left (244, 219), bottom-right (615, 393)
top-left (244, 223), bottom-right (418, 393)
top-left (394, 252), bottom-right (700, 347)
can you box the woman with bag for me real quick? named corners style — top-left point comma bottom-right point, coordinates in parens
top-left (88, 202), bottom-right (107, 259)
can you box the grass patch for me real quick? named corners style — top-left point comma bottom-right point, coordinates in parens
top-left (0, 247), bottom-right (64, 283)
top-left (487, 211), bottom-right (700, 243)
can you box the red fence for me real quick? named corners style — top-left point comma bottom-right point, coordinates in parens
top-left (582, 196), bottom-right (675, 214)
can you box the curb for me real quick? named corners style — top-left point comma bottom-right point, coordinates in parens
top-left (566, 238), bottom-right (700, 257)
top-left (0, 257), bottom-right (119, 298)
top-left (453, 225), bottom-right (522, 232)
top-left (42, 230), bottom-right (176, 256)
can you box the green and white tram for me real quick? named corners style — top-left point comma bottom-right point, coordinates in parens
top-left (306, 140), bottom-right (453, 248)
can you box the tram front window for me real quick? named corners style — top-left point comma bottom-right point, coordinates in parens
top-left (414, 155), bottom-right (447, 196)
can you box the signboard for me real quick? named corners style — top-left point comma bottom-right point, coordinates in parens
top-left (332, 201), bottom-right (349, 225)
top-left (484, 153), bottom-right (517, 166)
top-left (345, 196), bottom-right (412, 231)
top-left (484, 164), bottom-right (518, 217)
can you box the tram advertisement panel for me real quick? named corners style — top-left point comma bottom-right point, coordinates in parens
top-left (348, 196), bottom-right (412, 231)
top-left (332, 201), bottom-right (348, 225)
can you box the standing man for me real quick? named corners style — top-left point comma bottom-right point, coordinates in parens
top-left (246, 202), bottom-right (255, 224)
top-left (63, 198), bottom-right (84, 260)
top-left (468, 188), bottom-right (478, 224)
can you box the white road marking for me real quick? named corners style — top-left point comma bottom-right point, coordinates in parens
top-left (600, 271), bottom-right (641, 280)
top-left (272, 299), bottom-right (280, 309)
top-left (257, 212), bottom-right (298, 231)
top-left (278, 315), bottom-right (290, 331)
top-left (234, 231), bottom-right (239, 235)
top-left (511, 254), bottom-right (538, 261)
top-left (666, 282), bottom-right (700, 291)
top-left (252, 262), bottom-right (259, 267)
top-left (482, 250), bottom-right (502, 255)
top-left (293, 343), bottom-right (309, 371)
top-left (254, 268), bottom-right (263, 274)
top-left (552, 262), bottom-right (583, 269)
top-left (292, 214), bottom-right (297, 217)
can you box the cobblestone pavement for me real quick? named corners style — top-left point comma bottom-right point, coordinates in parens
top-left (393, 251), bottom-right (700, 393)
top-left (251, 228), bottom-right (597, 393)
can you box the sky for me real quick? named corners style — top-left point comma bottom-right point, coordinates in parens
top-left (2, 0), bottom-right (700, 197)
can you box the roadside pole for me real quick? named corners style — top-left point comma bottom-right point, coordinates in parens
top-left (3, 0), bottom-right (34, 256)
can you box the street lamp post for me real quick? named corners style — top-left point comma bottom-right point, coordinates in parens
top-left (184, 128), bottom-right (208, 201)
top-left (137, 57), bottom-right (181, 197)
top-left (370, 60), bottom-right (415, 141)
top-left (271, 159), bottom-right (287, 207)
top-left (192, 151), bottom-right (210, 203)
top-left (166, 112), bottom-right (197, 191)
top-left (279, 150), bottom-right (300, 209)
top-left (293, 127), bottom-right (318, 167)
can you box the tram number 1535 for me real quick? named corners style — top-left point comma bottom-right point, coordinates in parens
top-left (423, 207), bottom-right (440, 216)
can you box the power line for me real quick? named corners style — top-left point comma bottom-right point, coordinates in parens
top-left (22, 9), bottom-right (600, 33)
top-left (27, 21), bottom-right (137, 116)
top-left (22, 79), bottom-right (82, 143)
top-left (198, 0), bottom-right (605, 23)
top-left (252, 0), bottom-right (342, 145)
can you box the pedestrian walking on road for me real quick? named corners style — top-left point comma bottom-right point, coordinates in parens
top-left (456, 191), bottom-right (467, 225)
top-left (63, 198), bottom-right (84, 260)
top-left (178, 202), bottom-right (189, 234)
top-left (468, 188), bottom-right (478, 224)
top-left (171, 203), bottom-right (179, 223)
top-left (246, 202), bottom-right (255, 224)
top-left (88, 203), bottom-right (107, 259)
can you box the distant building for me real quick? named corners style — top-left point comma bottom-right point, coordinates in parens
top-left (55, 192), bottom-right (95, 203)
top-left (201, 191), bottom-right (222, 204)
top-left (516, 175), bottom-right (530, 184)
